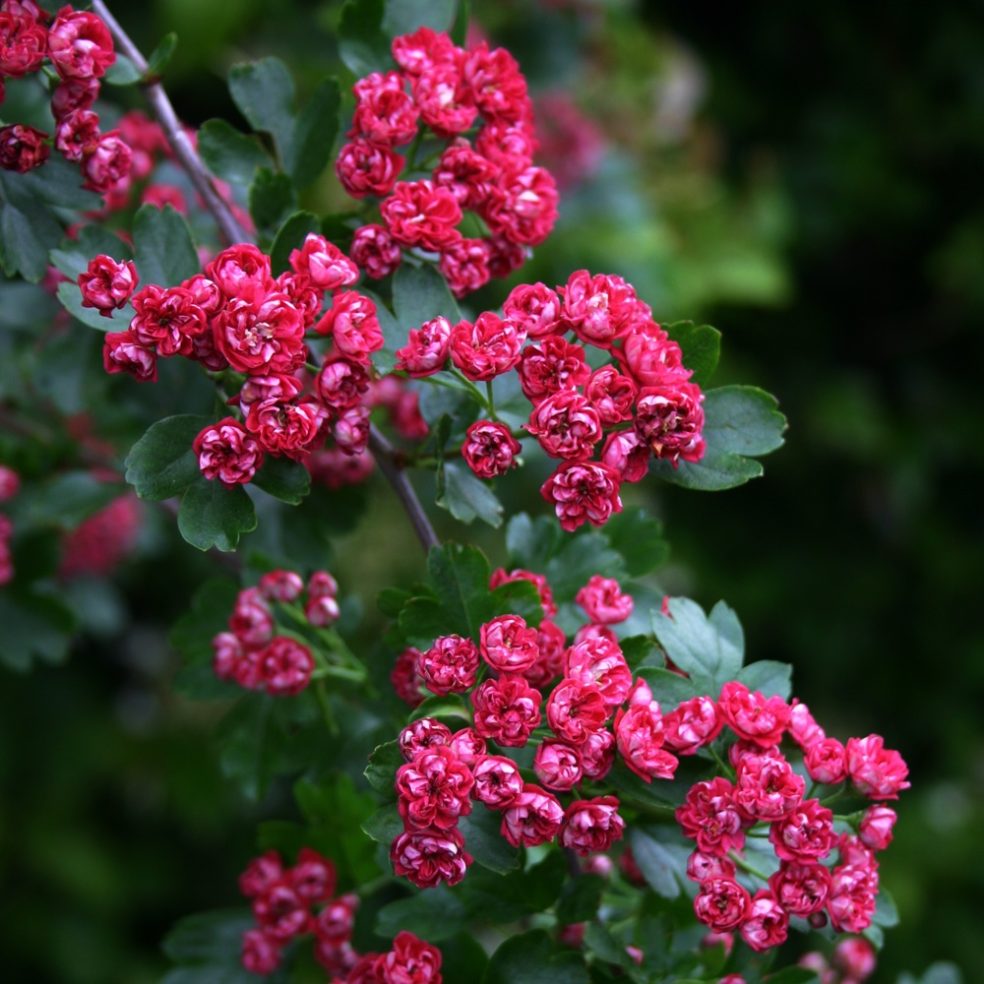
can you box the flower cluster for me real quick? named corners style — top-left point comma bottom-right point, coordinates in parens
top-left (211, 569), bottom-right (342, 696)
top-left (674, 681), bottom-right (908, 952)
top-left (0, 463), bottom-right (20, 585)
top-left (59, 489), bottom-right (140, 578)
top-left (395, 269), bottom-right (706, 530)
top-left (0, 3), bottom-right (135, 196)
top-left (797, 936), bottom-right (877, 984)
top-left (337, 27), bottom-right (559, 296)
top-left (387, 571), bottom-right (648, 889)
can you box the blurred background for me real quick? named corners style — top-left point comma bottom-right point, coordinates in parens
top-left (1, 0), bottom-right (981, 980)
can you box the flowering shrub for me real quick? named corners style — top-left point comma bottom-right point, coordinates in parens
top-left (0, 1), bottom-right (928, 982)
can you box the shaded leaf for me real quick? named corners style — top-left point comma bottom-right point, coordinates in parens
top-left (125, 415), bottom-right (210, 501)
top-left (251, 456), bottom-right (311, 505)
top-left (269, 210), bottom-right (321, 275)
top-left (178, 480), bottom-right (257, 552)
top-left (483, 930), bottom-right (589, 984)
top-left (651, 597), bottom-right (744, 691)
top-left (665, 320), bottom-right (722, 388)
top-left (458, 806), bottom-right (519, 874)
top-left (286, 77), bottom-right (341, 187)
top-left (375, 886), bottom-right (467, 942)
top-left (339, 0), bottom-right (390, 76)
top-left (133, 204), bottom-right (200, 287)
top-left (228, 57), bottom-right (296, 164)
top-left (436, 461), bottom-right (504, 528)
top-left (199, 119), bottom-right (271, 188)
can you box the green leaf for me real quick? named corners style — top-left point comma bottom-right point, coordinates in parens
top-left (249, 169), bottom-right (297, 240)
top-left (545, 533), bottom-right (625, 602)
top-left (627, 827), bottom-right (690, 899)
top-left (376, 886), bottom-right (467, 942)
top-left (25, 472), bottom-right (122, 528)
top-left (439, 932), bottom-right (489, 984)
top-left (285, 77), bottom-right (341, 187)
top-left (651, 597), bottom-right (744, 691)
top-left (338, 0), bottom-right (390, 76)
top-left (436, 461), bottom-right (504, 528)
top-left (458, 806), bottom-right (519, 874)
top-left (55, 280), bottom-right (130, 331)
top-left (459, 853), bottom-right (567, 924)
top-left (872, 888), bottom-right (900, 928)
top-left (144, 32), bottom-right (178, 79)
top-left (362, 803), bottom-right (403, 844)
top-left (636, 666), bottom-right (699, 707)
top-left (651, 385), bottom-right (787, 492)
top-left (451, 0), bottom-right (469, 47)
top-left (427, 543), bottom-right (492, 640)
top-left (0, 589), bottom-right (77, 672)
top-left (133, 204), bottom-right (200, 287)
top-left (506, 513), bottom-right (561, 572)
top-left (170, 577), bottom-right (241, 699)
top-left (125, 415), bottom-right (210, 501)
top-left (602, 507), bottom-right (670, 577)
top-left (364, 739), bottom-right (403, 795)
top-left (409, 694), bottom-right (471, 722)
top-left (199, 119), bottom-right (271, 188)
top-left (2, 154), bottom-right (102, 210)
top-left (379, 587), bottom-right (411, 618)
top-left (392, 258), bottom-right (461, 330)
top-left (104, 53), bottom-right (142, 86)
top-left (764, 970), bottom-right (820, 984)
top-left (178, 480), bottom-right (257, 552)
top-left (665, 321), bottom-right (722, 388)
top-left (488, 579), bottom-right (544, 627)
top-left (251, 456), bottom-right (311, 505)
top-left (161, 908), bottom-right (276, 983)
top-left (737, 660), bottom-right (793, 699)
top-left (382, 0), bottom-right (457, 36)
top-left (555, 874), bottom-right (605, 924)
top-left (228, 57), bottom-right (296, 165)
top-left (0, 201), bottom-right (61, 282)
top-left (483, 930), bottom-right (590, 984)
top-left (269, 210), bottom-right (321, 275)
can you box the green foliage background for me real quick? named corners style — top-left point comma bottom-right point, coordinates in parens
top-left (1, 0), bottom-right (981, 980)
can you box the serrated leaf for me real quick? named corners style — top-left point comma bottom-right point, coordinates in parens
top-left (285, 77), bottom-right (340, 187)
top-left (133, 204), bottom-right (200, 287)
top-left (269, 210), bottom-right (321, 275)
top-left (375, 886), bottom-right (467, 942)
top-left (251, 456), bottom-right (310, 504)
top-left (392, 262), bottom-right (461, 330)
top-left (436, 461), bottom-right (504, 528)
top-left (602, 507), bottom-right (670, 577)
top-left (737, 660), bottom-right (793, 699)
top-left (545, 533), bottom-right (625, 602)
top-left (636, 666), bottom-right (699, 707)
top-left (382, 0), bottom-right (457, 36)
top-left (170, 577), bottom-right (241, 699)
top-left (228, 57), bottom-right (296, 165)
top-left (125, 415), bottom-right (209, 501)
top-left (665, 321), bottom-right (722, 388)
top-left (410, 694), bottom-right (471, 722)
top-left (364, 739), bottom-right (403, 795)
top-left (458, 807), bottom-right (519, 874)
top-left (145, 32), bottom-right (178, 78)
top-left (483, 930), bottom-right (589, 984)
top-left (555, 874), bottom-right (605, 924)
top-left (2, 154), bottom-right (102, 210)
top-left (627, 827), bottom-right (689, 899)
top-left (427, 543), bottom-right (492, 639)
top-left (162, 908), bottom-right (254, 966)
top-left (339, 0), bottom-right (390, 76)
top-left (362, 803), bottom-right (403, 844)
top-left (0, 201), bottom-right (61, 282)
top-left (199, 119), bottom-right (271, 188)
top-left (178, 479), bottom-right (257, 552)
top-left (249, 168), bottom-right (297, 240)
top-left (651, 597), bottom-right (744, 691)
top-left (0, 589), bottom-right (77, 672)
top-left (506, 513), bottom-right (561, 572)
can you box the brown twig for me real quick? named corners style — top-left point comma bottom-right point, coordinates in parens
top-left (92, 2), bottom-right (440, 556)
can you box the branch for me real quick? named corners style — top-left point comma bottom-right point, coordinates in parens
top-left (92, 0), bottom-right (247, 248)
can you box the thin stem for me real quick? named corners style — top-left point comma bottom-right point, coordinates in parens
top-left (92, 1), bottom-right (247, 248)
top-left (728, 851), bottom-right (770, 883)
top-left (485, 380), bottom-right (498, 420)
top-left (313, 679), bottom-right (338, 736)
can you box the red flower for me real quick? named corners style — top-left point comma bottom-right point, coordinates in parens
top-left (739, 891), bottom-right (789, 952)
top-left (381, 180), bottom-right (462, 251)
top-left (804, 737), bottom-right (847, 784)
top-left (0, 123), bottom-right (49, 172)
top-left (47, 7), bottom-right (116, 79)
top-left (579, 727), bottom-right (616, 780)
top-left (574, 575), bottom-right (633, 625)
top-left (0, 5), bottom-right (46, 78)
top-left (212, 294), bottom-right (306, 375)
top-left (560, 796), bottom-right (625, 855)
top-left (391, 648), bottom-right (424, 707)
top-left (500, 783), bottom-right (564, 847)
top-left (686, 850), bottom-right (736, 884)
top-left (614, 700), bottom-right (678, 782)
top-left (438, 237), bottom-right (491, 297)
top-left (845, 735), bottom-right (910, 800)
top-left (396, 745), bottom-right (474, 831)
top-left (462, 43), bottom-right (530, 122)
top-left (206, 243), bottom-right (272, 302)
top-left (620, 322), bottom-right (686, 386)
top-left (238, 850), bottom-right (283, 898)
top-left (415, 64), bottom-right (477, 136)
top-left (489, 567), bottom-right (557, 618)
top-left (634, 380), bottom-right (706, 466)
top-left (601, 429), bottom-right (651, 484)
top-left (517, 336), bottom-right (590, 404)
top-left (461, 420), bottom-right (521, 479)
top-left (252, 880), bottom-right (310, 940)
top-left (391, 27), bottom-right (457, 77)
top-left (718, 681), bottom-right (790, 748)
top-left (859, 805), bottom-right (897, 851)
top-left (768, 861), bottom-right (832, 916)
top-left (193, 418), bottom-right (264, 486)
top-left (314, 893), bottom-right (358, 943)
top-left (315, 291), bottom-right (384, 363)
top-left (769, 798), bottom-right (835, 863)
top-left (560, 270), bottom-right (650, 347)
top-left (315, 356), bottom-right (371, 411)
top-left (395, 315), bottom-right (452, 377)
top-left (336, 137), bottom-right (405, 198)
top-left (693, 878), bottom-right (752, 932)
top-left (51, 77), bottom-right (100, 119)
top-left (245, 398), bottom-right (325, 458)
top-left (351, 223), bottom-right (402, 279)
top-left (379, 931), bottom-right (443, 984)
top-left (289, 847), bottom-right (336, 904)
top-left (131, 284), bottom-right (207, 357)
top-left (391, 826), bottom-right (472, 888)
top-left (79, 255), bottom-right (138, 316)
top-left (546, 678), bottom-right (609, 745)
top-left (479, 614), bottom-right (539, 673)
top-left (585, 365), bottom-right (637, 425)
top-left (563, 636), bottom-right (632, 708)
top-left (540, 460), bottom-right (622, 531)
top-left (289, 233), bottom-right (359, 291)
top-left (788, 699), bottom-right (826, 748)
top-left (398, 718), bottom-right (452, 761)
top-left (471, 673), bottom-right (542, 747)
top-left (527, 390), bottom-right (602, 460)
top-left (258, 569), bottom-right (303, 602)
top-left (433, 140), bottom-right (499, 210)
top-left (81, 132), bottom-right (132, 194)
top-left (676, 777), bottom-right (745, 855)
top-left (448, 728), bottom-right (486, 767)
top-left (734, 751), bottom-right (805, 822)
top-left (533, 738), bottom-right (583, 791)
top-left (351, 71), bottom-right (419, 147)
top-left (260, 636), bottom-right (314, 696)
top-left (827, 863), bottom-right (877, 933)
top-left (418, 634), bottom-right (480, 695)
top-left (471, 754), bottom-right (524, 808)
top-left (54, 107), bottom-right (99, 161)
top-left (241, 928), bottom-right (281, 975)
top-left (663, 696), bottom-right (723, 755)
top-left (450, 311), bottom-right (525, 381)
top-left (503, 282), bottom-right (562, 338)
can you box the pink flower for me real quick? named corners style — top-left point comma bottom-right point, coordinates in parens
top-left (391, 826), bottom-right (472, 888)
top-left (380, 931), bottom-right (443, 984)
top-left (238, 850), bottom-right (283, 898)
top-left (518, 336), bottom-right (590, 404)
top-left (471, 754), bottom-right (524, 808)
top-left (788, 699), bottom-right (826, 748)
top-left (47, 8), bottom-right (116, 79)
top-left (575, 575), bottom-right (633, 625)
top-left (0, 5), bottom-right (46, 78)
top-left (395, 316), bottom-right (452, 377)
top-left (382, 180), bottom-right (462, 251)
top-left (241, 929), bottom-right (281, 975)
top-left (396, 744), bottom-right (474, 830)
top-left (0, 466), bottom-right (20, 503)
top-left (432, 140), bottom-right (498, 210)
top-left (252, 880), bottom-right (311, 940)
top-left (615, 700), bottom-right (678, 782)
top-left (314, 893), bottom-right (358, 942)
top-left (503, 282), bottom-right (562, 338)
top-left (78, 255), bottom-right (138, 316)
top-left (212, 294), bottom-right (306, 375)
top-left (663, 696), bottom-right (723, 755)
top-left (693, 878), bottom-right (751, 932)
top-left (859, 805), bottom-right (897, 851)
top-left (579, 727), bottom-right (616, 780)
top-left (739, 891), bottom-right (789, 952)
top-left (846, 735), bottom-right (910, 800)
top-left (289, 233), bottom-right (359, 290)
top-left (471, 673), bottom-right (542, 747)
top-left (391, 647), bottom-right (424, 708)
top-left (718, 681), bottom-right (790, 748)
top-left (833, 937), bottom-right (876, 981)
top-left (827, 863), bottom-right (878, 933)
top-left (228, 587), bottom-right (273, 647)
top-left (480, 614), bottom-right (540, 673)
top-left (804, 737), bottom-right (848, 785)
top-left (289, 847), bottom-right (336, 904)
top-left (131, 285), bottom-right (207, 357)
top-left (483, 163), bottom-right (558, 246)
top-left (448, 728), bottom-right (486, 767)
top-left (258, 569), bottom-right (304, 602)
top-left (601, 429), bottom-right (651, 483)
top-left (462, 42), bottom-right (530, 122)
top-left (439, 237), bottom-right (491, 297)
top-left (500, 783), bottom-right (564, 847)
top-left (315, 356), bottom-right (371, 411)
top-left (533, 738), bottom-right (583, 791)
top-left (260, 636), bottom-right (315, 696)
top-left (769, 798), bottom-right (836, 863)
top-left (415, 64), bottom-right (478, 136)
top-left (620, 322), bottom-right (686, 386)
top-left (50, 77), bottom-right (100, 119)
top-left (563, 636), bottom-right (632, 708)
top-left (306, 592), bottom-right (341, 627)
top-left (560, 796), bottom-right (625, 855)
top-left (336, 137), bottom-right (405, 198)
top-left (351, 223), bottom-right (402, 280)
top-left (398, 718), bottom-right (451, 761)
top-left (351, 71), bottom-right (419, 147)
top-left (206, 243), bottom-right (272, 302)
top-left (315, 291), bottom-right (384, 363)
top-left (541, 460), bottom-right (622, 531)
top-left (81, 132), bottom-right (132, 194)
top-left (686, 850), bottom-right (736, 884)
top-left (418, 634), bottom-right (480, 695)
top-left (768, 861), bottom-right (832, 916)
top-left (462, 420), bottom-right (522, 478)
top-left (0, 124), bottom-right (49, 173)
top-left (585, 365), bottom-right (637, 425)
top-left (54, 107), bottom-right (99, 162)
top-left (734, 751), bottom-right (805, 822)
top-left (391, 27), bottom-right (457, 77)
top-left (560, 270), bottom-right (650, 347)
top-left (676, 777), bottom-right (745, 855)
top-left (546, 678), bottom-right (609, 745)
top-left (245, 398), bottom-right (324, 458)
top-left (634, 381), bottom-right (706, 466)
top-left (193, 418), bottom-right (264, 486)
top-left (450, 311), bottom-right (525, 381)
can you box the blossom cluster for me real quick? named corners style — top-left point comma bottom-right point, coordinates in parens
top-left (211, 569), bottom-right (342, 696)
top-left (89, 238), bottom-right (428, 488)
top-left (0, 463), bottom-right (20, 585)
top-left (59, 487), bottom-right (140, 578)
top-left (396, 269), bottom-right (706, 530)
top-left (0, 2), bottom-right (135, 195)
top-left (237, 847), bottom-right (443, 981)
top-left (677, 681), bottom-right (908, 952)
top-left (337, 27), bottom-right (559, 297)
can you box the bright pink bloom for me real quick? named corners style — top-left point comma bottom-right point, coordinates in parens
top-left (693, 878), bottom-right (751, 932)
top-left (415, 62), bottom-right (477, 136)
top-left (351, 71), bottom-right (419, 146)
top-left (391, 826), bottom-right (472, 888)
top-left (418, 633), bottom-right (480, 695)
top-left (768, 861), bottom-right (832, 916)
top-left (585, 365), bottom-right (637, 425)
top-left (448, 728), bottom-right (486, 767)
top-left (620, 322), bottom-right (686, 386)
top-left (804, 737), bottom-right (848, 785)
top-left (351, 223), bottom-right (402, 279)
top-left (395, 315), bottom-right (452, 377)
top-left (500, 783), bottom-right (564, 847)
top-left (260, 636), bottom-right (315, 696)
top-left (601, 429), bottom-right (651, 483)
top-left (483, 163), bottom-right (558, 246)
top-left (462, 420), bottom-right (521, 478)
top-left (307, 570), bottom-right (339, 598)
top-left (834, 937), bottom-right (876, 981)
top-left (615, 700), bottom-right (678, 782)
top-left (245, 398), bottom-right (324, 458)
top-left (396, 744), bottom-right (474, 831)
top-left (0, 5), bottom-right (46, 78)
top-left (503, 282), bottom-right (562, 338)
top-left (305, 592), bottom-right (341, 627)
top-left (859, 805), bottom-right (897, 851)
top-left (206, 243), bottom-right (272, 301)
top-left (734, 751), bottom-right (805, 822)
top-left (827, 863), bottom-right (878, 933)
top-left (560, 270), bottom-right (650, 347)
top-left (0, 466), bottom-right (20, 503)
top-left (78, 255), bottom-right (138, 316)
top-left (131, 285), bottom-right (207, 357)
top-left (579, 727), bottom-right (616, 780)
top-left (788, 699), bottom-right (826, 748)
top-left (517, 336), bottom-right (590, 404)
top-left (289, 233), bottom-right (359, 291)
top-left (315, 356), bottom-right (371, 411)
top-left (686, 850), bottom-right (736, 883)
top-left (241, 929), bottom-right (281, 975)
top-left (212, 294), bottom-right (306, 375)
top-left (289, 847), bottom-right (336, 904)
top-left (382, 180), bottom-right (462, 251)
top-left (463, 42), bottom-right (530, 122)
top-left (718, 681), bottom-right (790, 749)
top-left (769, 798), bottom-right (836, 863)
top-left (391, 27), bottom-right (457, 77)
top-left (193, 418), bottom-right (264, 486)
top-left (739, 891), bottom-right (789, 952)
top-left (563, 636), bottom-right (632, 708)
top-left (50, 77), bottom-right (100, 119)
top-left (846, 735), bottom-right (911, 800)
top-left (533, 738), bottom-right (582, 791)
top-left (380, 931), bottom-right (443, 984)
top-left (258, 569), bottom-right (303, 602)
top-left (471, 754), bottom-right (524, 808)
top-left (480, 614), bottom-right (539, 673)
top-left (315, 291), bottom-right (384, 363)
top-left (81, 132), bottom-right (132, 194)
top-left (228, 587), bottom-right (274, 647)
top-left (471, 673), bottom-right (542, 747)
top-left (541, 460), bottom-right (622, 531)
top-left (398, 718), bottom-right (452, 761)
top-left (314, 892), bottom-right (358, 942)
top-left (575, 575), bottom-right (633, 625)
top-left (336, 137), bottom-right (405, 198)
top-left (54, 107), bottom-right (99, 162)
top-left (676, 777), bottom-right (745, 855)
top-left (634, 381), bottom-right (706, 466)
top-left (560, 796), bottom-right (625, 855)
top-left (546, 678), bottom-right (609, 745)
top-left (0, 124), bottom-right (49, 172)
top-left (439, 237), bottom-right (491, 297)
top-left (449, 311), bottom-right (524, 381)
top-left (663, 696), bottom-right (723, 755)
top-left (432, 140), bottom-right (498, 210)
top-left (47, 7), bottom-right (116, 79)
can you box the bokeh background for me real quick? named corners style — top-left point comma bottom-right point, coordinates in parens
top-left (1, 0), bottom-right (981, 980)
